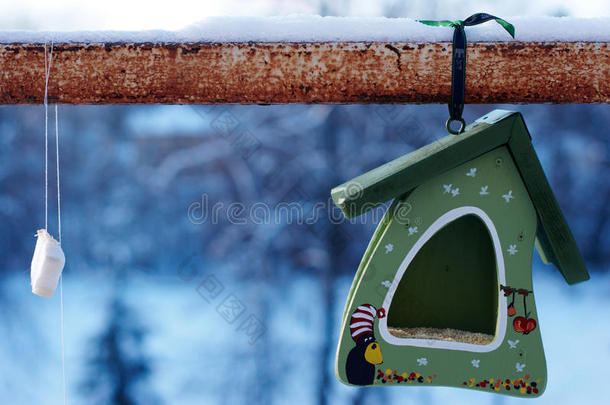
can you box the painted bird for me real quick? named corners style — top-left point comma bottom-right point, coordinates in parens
top-left (345, 304), bottom-right (384, 385)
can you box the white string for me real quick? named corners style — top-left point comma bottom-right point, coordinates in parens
top-left (60, 276), bottom-right (66, 405)
top-left (44, 40), bottom-right (54, 230)
top-left (44, 44), bottom-right (48, 229)
top-left (44, 40), bottom-right (67, 405)
top-left (56, 104), bottom-right (61, 244)
top-left (56, 104), bottom-right (66, 405)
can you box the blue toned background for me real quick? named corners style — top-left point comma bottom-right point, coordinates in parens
top-left (1, 1), bottom-right (609, 405)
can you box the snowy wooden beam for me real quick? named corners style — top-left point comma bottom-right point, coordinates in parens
top-left (0, 17), bottom-right (608, 104)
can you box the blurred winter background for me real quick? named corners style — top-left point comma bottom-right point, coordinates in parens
top-left (0, 1), bottom-right (609, 404)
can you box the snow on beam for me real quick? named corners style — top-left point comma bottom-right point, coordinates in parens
top-left (0, 40), bottom-right (608, 104)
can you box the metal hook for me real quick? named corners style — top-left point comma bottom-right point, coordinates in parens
top-left (445, 117), bottom-right (466, 135)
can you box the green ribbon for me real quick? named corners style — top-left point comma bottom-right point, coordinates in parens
top-left (418, 14), bottom-right (515, 38)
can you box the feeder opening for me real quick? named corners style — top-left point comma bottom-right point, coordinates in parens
top-left (387, 214), bottom-right (498, 345)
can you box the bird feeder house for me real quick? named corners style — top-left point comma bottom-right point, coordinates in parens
top-left (332, 110), bottom-right (589, 397)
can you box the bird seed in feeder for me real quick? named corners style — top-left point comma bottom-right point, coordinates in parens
top-left (387, 326), bottom-right (494, 345)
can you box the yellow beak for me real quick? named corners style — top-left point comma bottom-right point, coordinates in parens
top-left (364, 342), bottom-right (383, 365)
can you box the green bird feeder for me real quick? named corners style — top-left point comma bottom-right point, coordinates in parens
top-left (332, 110), bottom-right (589, 397)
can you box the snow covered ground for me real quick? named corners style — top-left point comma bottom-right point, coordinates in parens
top-left (1, 263), bottom-right (608, 404)
top-left (0, 15), bottom-right (609, 44)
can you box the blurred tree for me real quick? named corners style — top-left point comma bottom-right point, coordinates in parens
top-left (80, 278), bottom-right (157, 405)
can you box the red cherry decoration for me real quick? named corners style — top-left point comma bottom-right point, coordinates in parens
top-left (513, 316), bottom-right (537, 334)
top-left (377, 308), bottom-right (386, 319)
top-left (507, 306), bottom-right (517, 317)
top-left (513, 316), bottom-right (526, 333)
top-left (524, 318), bottom-right (537, 333)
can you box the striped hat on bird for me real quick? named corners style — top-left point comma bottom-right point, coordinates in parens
top-left (349, 304), bottom-right (386, 342)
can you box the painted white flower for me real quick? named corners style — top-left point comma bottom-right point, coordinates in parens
top-left (384, 243), bottom-right (394, 254)
top-left (381, 280), bottom-right (392, 288)
top-left (451, 187), bottom-right (460, 197)
top-left (515, 362), bottom-right (526, 372)
top-left (507, 244), bottom-right (518, 256)
top-left (471, 359), bottom-right (480, 368)
top-left (479, 185), bottom-right (490, 195)
top-left (408, 226), bottom-right (418, 236)
top-left (417, 357), bottom-right (428, 366)
top-left (508, 339), bottom-right (519, 349)
top-left (466, 168), bottom-right (477, 177)
top-left (502, 190), bottom-right (514, 203)
top-left (443, 184), bottom-right (453, 194)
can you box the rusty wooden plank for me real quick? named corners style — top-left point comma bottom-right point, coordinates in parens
top-left (0, 41), bottom-right (608, 104)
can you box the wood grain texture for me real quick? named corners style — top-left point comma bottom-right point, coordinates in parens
top-left (507, 115), bottom-right (590, 285)
top-left (0, 41), bottom-right (608, 104)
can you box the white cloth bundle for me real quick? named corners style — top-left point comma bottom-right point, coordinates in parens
top-left (30, 229), bottom-right (65, 297)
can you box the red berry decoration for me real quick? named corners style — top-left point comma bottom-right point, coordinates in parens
top-left (513, 316), bottom-right (537, 334)
top-left (507, 305), bottom-right (517, 317)
top-left (377, 307), bottom-right (386, 319)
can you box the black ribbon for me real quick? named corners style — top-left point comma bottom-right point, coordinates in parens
top-left (419, 13), bottom-right (515, 134)
top-left (450, 23), bottom-right (467, 131)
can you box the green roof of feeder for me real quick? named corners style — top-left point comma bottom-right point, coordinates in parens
top-left (331, 110), bottom-right (589, 285)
